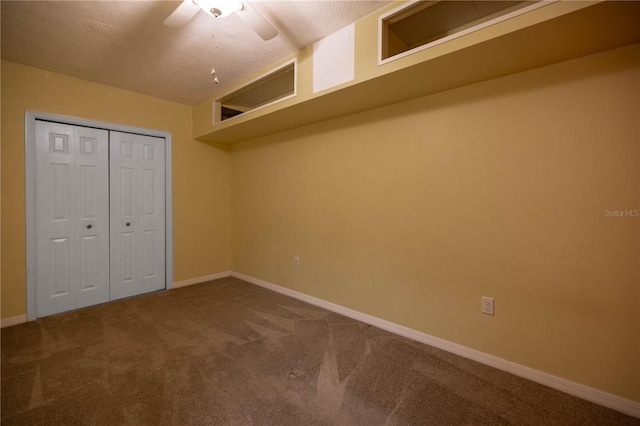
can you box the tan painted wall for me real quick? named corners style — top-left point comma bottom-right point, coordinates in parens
top-left (230, 45), bottom-right (640, 402)
top-left (0, 55), bottom-right (3, 320)
top-left (1, 60), bottom-right (231, 319)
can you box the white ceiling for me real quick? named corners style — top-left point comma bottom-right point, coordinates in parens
top-left (1, 0), bottom-right (391, 105)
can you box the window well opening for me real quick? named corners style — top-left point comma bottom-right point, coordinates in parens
top-left (215, 62), bottom-right (296, 123)
top-left (381, 1), bottom-right (539, 62)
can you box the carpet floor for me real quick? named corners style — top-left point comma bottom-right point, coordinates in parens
top-left (1, 276), bottom-right (638, 425)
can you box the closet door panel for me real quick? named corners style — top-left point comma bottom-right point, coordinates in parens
top-left (35, 122), bottom-right (110, 316)
top-left (110, 131), bottom-right (165, 300)
top-left (36, 122), bottom-right (76, 316)
top-left (74, 127), bottom-right (110, 308)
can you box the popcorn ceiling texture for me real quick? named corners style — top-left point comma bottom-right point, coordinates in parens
top-left (0, 0), bottom-right (391, 105)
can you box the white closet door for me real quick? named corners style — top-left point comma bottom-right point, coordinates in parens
top-left (110, 131), bottom-right (166, 300)
top-left (35, 121), bottom-right (110, 316)
top-left (75, 126), bottom-right (110, 308)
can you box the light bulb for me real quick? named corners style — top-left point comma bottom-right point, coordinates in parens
top-left (197, 0), bottom-right (242, 18)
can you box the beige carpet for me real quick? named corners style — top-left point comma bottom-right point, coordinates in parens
top-left (1, 277), bottom-right (638, 425)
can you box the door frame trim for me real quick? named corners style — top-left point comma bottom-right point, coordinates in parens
top-left (25, 111), bottom-right (174, 320)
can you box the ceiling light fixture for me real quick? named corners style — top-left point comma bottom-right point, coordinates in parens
top-left (197, 0), bottom-right (243, 18)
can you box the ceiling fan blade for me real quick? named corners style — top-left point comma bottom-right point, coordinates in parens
top-left (164, 0), bottom-right (200, 28)
top-left (235, 1), bottom-right (278, 41)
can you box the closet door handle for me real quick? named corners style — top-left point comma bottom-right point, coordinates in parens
top-left (87, 224), bottom-right (93, 229)
top-left (126, 222), bottom-right (131, 227)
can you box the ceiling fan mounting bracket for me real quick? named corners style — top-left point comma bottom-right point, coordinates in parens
top-left (164, 0), bottom-right (277, 41)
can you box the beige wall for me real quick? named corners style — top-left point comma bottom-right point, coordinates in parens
top-left (1, 44), bottom-right (638, 403)
top-left (1, 60), bottom-right (231, 319)
top-left (230, 45), bottom-right (640, 402)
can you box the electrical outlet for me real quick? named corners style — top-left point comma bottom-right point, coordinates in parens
top-left (481, 297), bottom-right (494, 316)
top-left (294, 257), bottom-right (300, 268)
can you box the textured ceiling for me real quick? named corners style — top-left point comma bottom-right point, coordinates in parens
top-left (1, 0), bottom-right (391, 105)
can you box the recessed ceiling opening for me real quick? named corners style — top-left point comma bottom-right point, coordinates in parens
top-left (381, 1), bottom-right (539, 62)
top-left (215, 62), bottom-right (296, 123)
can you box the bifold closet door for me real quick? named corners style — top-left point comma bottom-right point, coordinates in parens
top-left (35, 121), bottom-right (110, 317)
top-left (110, 131), bottom-right (166, 300)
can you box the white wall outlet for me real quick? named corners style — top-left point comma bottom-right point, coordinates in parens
top-left (481, 297), bottom-right (494, 315)
top-left (294, 257), bottom-right (300, 268)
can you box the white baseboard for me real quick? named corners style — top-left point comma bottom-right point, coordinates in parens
top-left (508, 362), bottom-right (640, 418)
top-left (2, 273), bottom-right (233, 326)
top-left (173, 271), bottom-right (231, 289)
top-left (230, 271), bottom-right (640, 419)
top-left (1, 315), bottom-right (28, 328)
